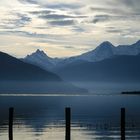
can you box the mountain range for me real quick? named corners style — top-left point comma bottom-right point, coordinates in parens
top-left (23, 40), bottom-right (140, 71)
top-left (0, 51), bottom-right (60, 81)
top-left (55, 54), bottom-right (140, 82)
top-left (0, 52), bottom-right (87, 94)
top-left (0, 40), bottom-right (140, 93)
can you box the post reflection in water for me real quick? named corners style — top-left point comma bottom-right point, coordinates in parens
top-left (0, 95), bottom-right (140, 140)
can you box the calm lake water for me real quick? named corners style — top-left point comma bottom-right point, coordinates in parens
top-left (0, 94), bottom-right (140, 140)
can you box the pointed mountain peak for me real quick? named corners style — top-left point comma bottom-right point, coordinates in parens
top-left (25, 49), bottom-right (50, 59)
top-left (36, 49), bottom-right (45, 54)
top-left (33, 49), bottom-right (48, 57)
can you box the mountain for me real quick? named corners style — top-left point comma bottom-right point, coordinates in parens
top-left (115, 40), bottom-right (140, 55)
top-left (54, 54), bottom-right (140, 83)
top-left (52, 41), bottom-right (115, 67)
top-left (23, 41), bottom-right (115, 70)
top-left (75, 41), bottom-right (114, 62)
top-left (23, 40), bottom-right (140, 71)
top-left (22, 49), bottom-right (61, 70)
top-left (0, 51), bottom-right (87, 94)
top-left (0, 51), bottom-right (61, 81)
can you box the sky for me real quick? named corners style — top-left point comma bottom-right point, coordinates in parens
top-left (0, 0), bottom-right (140, 58)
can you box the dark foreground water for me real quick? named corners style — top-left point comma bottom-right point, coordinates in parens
top-left (0, 94), bottom-right (140, 140)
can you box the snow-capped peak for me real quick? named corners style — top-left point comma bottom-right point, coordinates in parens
top-left (75, 41), bottom-right (115, 62)
top-left (36, 49), bottom-right (44, 53)
top-left (32, 49), bottom-right (48, 58)
top-left (23, 40), bottom-right (140, 71)
top-left (24, 49), bottom-right (61, 70)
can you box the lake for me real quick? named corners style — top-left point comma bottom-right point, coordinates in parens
top-left (0, 94), bottom-right (140, 140)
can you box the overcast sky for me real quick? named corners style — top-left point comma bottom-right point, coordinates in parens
top-left (0, 0), bottom-right (140, 57)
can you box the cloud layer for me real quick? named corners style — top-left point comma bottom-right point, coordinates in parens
top-left (0, 0), bottom-right (140, 57)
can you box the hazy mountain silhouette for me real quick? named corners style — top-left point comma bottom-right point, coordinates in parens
top-left (23, 40), bottom-right (140, 71)
top-left (54, 54), bottom-right (140, 83)
top-left (23, 49), bottom-right (60, 71)
top-left (0, 51), bottom-right (88, 94)
top-left (0, 51), bottom-right (61, 81)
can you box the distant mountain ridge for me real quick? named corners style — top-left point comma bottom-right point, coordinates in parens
top-left (0, 51), bottom-right (87, 93)
top-left (24, 49), bottom-right (56, 70)
top-left (1, 40), bottom-right (140, 93)
top-left (54, 54), bottom-right (140, 82)
top-left (23, 40), bottom-right (140, 71)
top-left (0, 51), bottom-right (61, 81)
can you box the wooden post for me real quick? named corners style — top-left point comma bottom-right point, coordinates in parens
top-left (121, 108), bottom-right (125, 140)
top-left (65, 107), bottom-right (71, 140)
top-left (9, 107), bottom-right (14, 140)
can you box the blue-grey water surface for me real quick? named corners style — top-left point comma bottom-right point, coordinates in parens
top-left (0, 94), bottom-right (140, 140)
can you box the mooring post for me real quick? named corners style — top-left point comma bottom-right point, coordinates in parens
top-left (9, 107), bottom-right (14, 140)
top-left (121, 108), bottom-right (125, 140)
top-left (65, 107), bottom-right (71, 140)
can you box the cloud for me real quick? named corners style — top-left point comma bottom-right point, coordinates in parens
top-left (30, 10), bottom-right (54, 15)
top-left (48, 20), bottom-right (75, 26)
top-left (64, 46), bottom-right (76, 49)
top-left (105, 26), bottom-right (140, 39)
top-left (89, 0), bottom-right (140, 16)
top-left (91, 14), bottom-right (140, 24)
top-left (90, 7), bottom-right (129, 15)
top-left (0, 30), bottom-right (40, 37)
top-left (106, 27), bottom-right (132, 34)
top-left (62, 45), bottom-right (89, 51)
top-left (17, 13), bottom-right (31, 25)
top-left (106, 27), bottom-right (123, 33)
top-left (72, 26), bottom-right (85, 32)
top-left (0, 13), bottom-right (31, 29)
top-left (39, 14), bottom-right (76, 20)
top-left (120, 0), bottom-right (140, 8)
top-left (18, 0), bottom-right (38, 5)
top-left (92, 15), bottom-right (110, 24)
top-left (38, 13), bottom-right (86, 20)
top-left (29, 8), bottom-right (86, 28)
top-left (112, 0), bottom-right (140, 14)
top-left (46, 3), bottom-right (83, 10)
top-left (0, 0), bottom-right (140, 57)
top-left (18, 0), bottom-right (83, 10)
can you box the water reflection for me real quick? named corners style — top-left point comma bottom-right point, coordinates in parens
top-left (0, 95), bottom-right (140, 140)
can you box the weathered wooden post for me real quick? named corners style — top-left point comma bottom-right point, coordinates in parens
top-left (9, 107), bottom-right (14, 140)
top-left (121, 108), bottom-right (125, 140)
top-left (65, 107), bottom-right (71, 140)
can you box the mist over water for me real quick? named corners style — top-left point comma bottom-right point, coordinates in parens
top-left (0, 81), bottom-right (86, 94)
top-left (69, 81), bottom-right (140, 94)
top-left (1, 81), bottom-right (140, 94)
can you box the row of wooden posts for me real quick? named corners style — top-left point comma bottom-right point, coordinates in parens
top-left (8, 107), bottom-right (126, 140)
